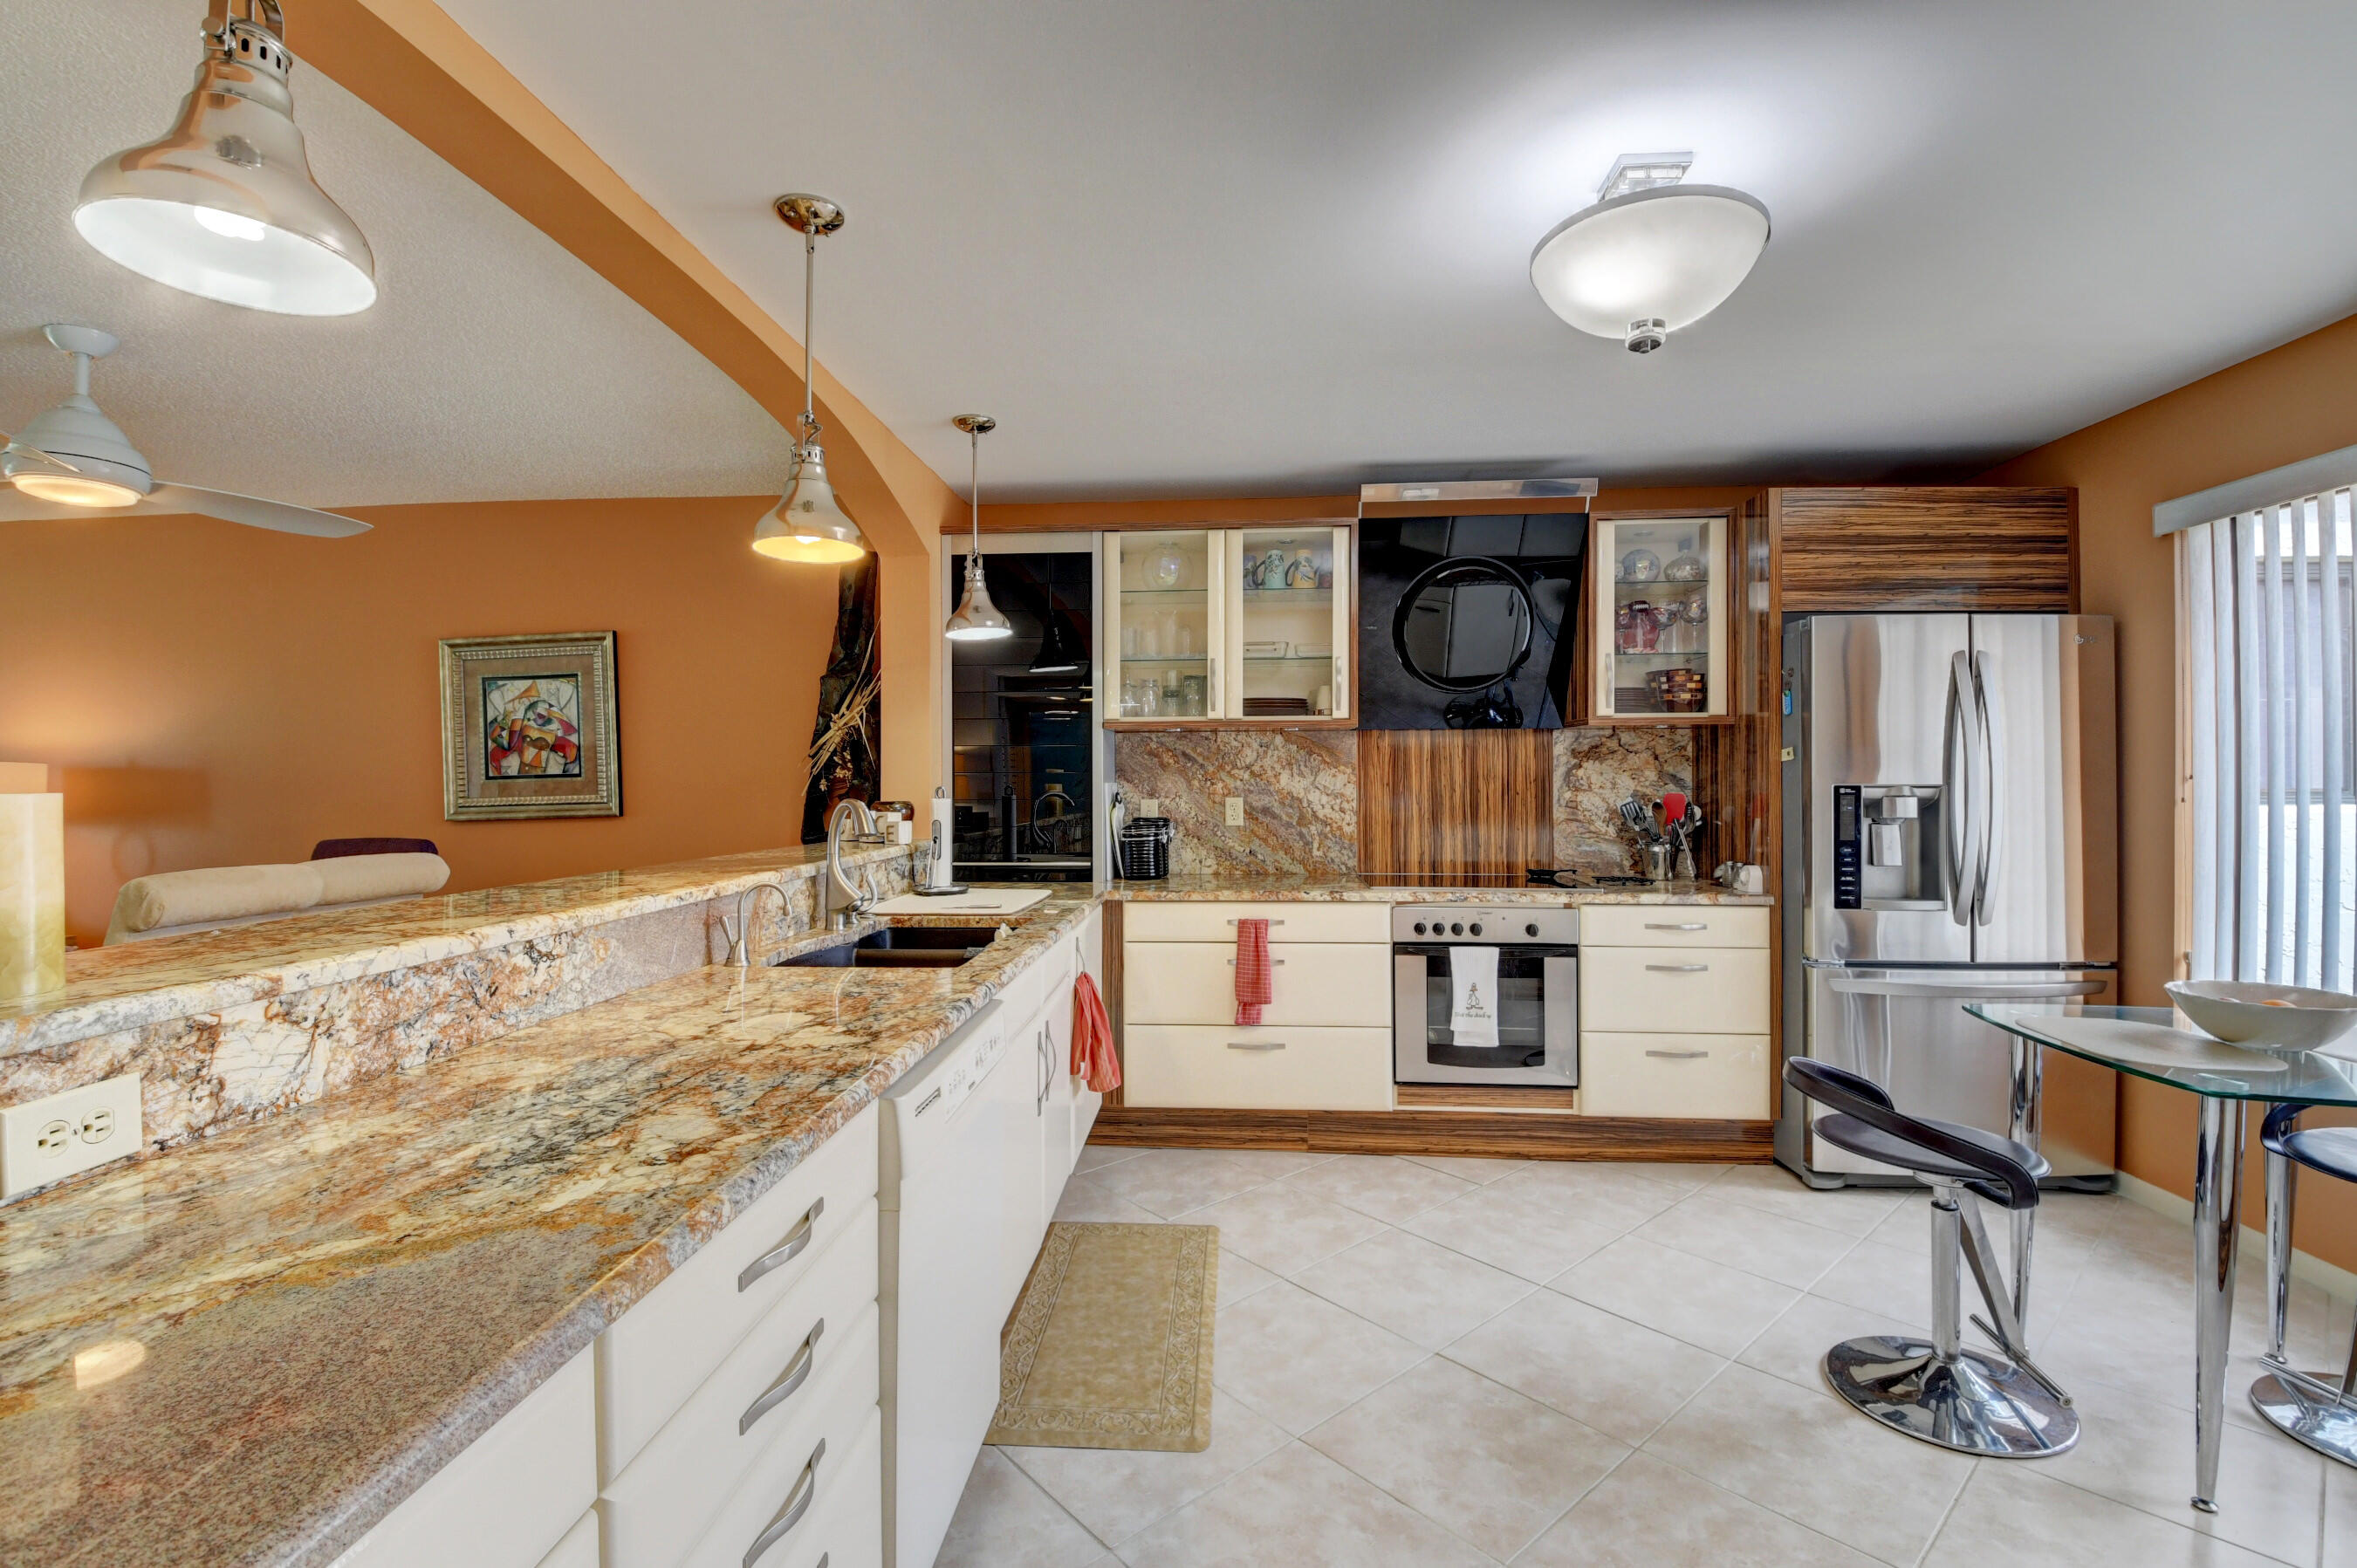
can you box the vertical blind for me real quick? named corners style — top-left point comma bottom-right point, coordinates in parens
top-left (2182, 486), bottom-right (2357, 987)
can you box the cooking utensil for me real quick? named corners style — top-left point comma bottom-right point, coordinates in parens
top-left (1662, 791), bottom-right (1688, 828)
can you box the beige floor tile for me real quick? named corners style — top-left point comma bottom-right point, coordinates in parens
top-left (1861, 1188), bottom-right (1936, 1256)
top-left (1280, 1154), bottom-right (1475, 1224)
top-left (1209, 1148), bottom-right (1340, 1180)
top-left (1490, 1161), bottom-right (1690, 1227)
top-left (1216, 1249), bottom-right (1280, 1310)
top-left (1806, 1235), bottom-right (1936, 1321)
top-left (1185, 1183), bottom-right (1388, 1277)
top-left (2325, 1459), bottom-right (2357, 1568)
top-left (1292, 1228), bottom-right (1534, 1350)
top-left (1512, 1450), bottom-right (1883, 1567)
top-left (1397, 1173), bottom-right (1634, 1283)
top-left (1211, 1282), bottom-right (1427, 1434)
top-left (1736, 1290), bottom-right (1926, 1394)
top-left (1305, 1357), bottom-right (1627, 1561)
top-left (1085, 1147), bottom-right (1291, 1219)
top-left (1401, 1151), bottom-right (1531, 1184)
top-left (1923, 1462), bottom-right (2288, 1568)
top-left (1055, 1176), bottom-right (1168, 1226)
top-left (1000, 1390), bottom-right (1289, 1548)
top-left (1704, 1163), bottom-right (1908, 1236)
top-left (1645, 1362), bottom-right (1976, 1565)
top-left (1446, 1287), bottom-right (1726, 1447)
top-left (2037, 1381), bottom-right (2326, 1567)
top-left (1596, 1161), bottom-right (1731, 1195)
top-left (1075, 1143), bottom-right (1147, 1176)
top-left (935, 1447), bottom-right (1112, 1568)
top-left (1634, 1192), bottom-right (1861, 1291)
top-left (1115, 1441), bottom-right (1493, 1568)
top-left (1554, 1236), bottom-right (1800, 1358)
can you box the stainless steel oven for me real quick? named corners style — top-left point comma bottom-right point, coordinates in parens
top-left (1392, 905), bottom-right (1578, 1087)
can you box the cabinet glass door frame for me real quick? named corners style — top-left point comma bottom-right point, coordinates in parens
top-left (1223, 523), bottom-right (1354, 723)
top-left (1587, 510), bottom-right (1733, 724)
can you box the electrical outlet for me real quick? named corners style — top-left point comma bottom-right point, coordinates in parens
top-left (2, 1074), bottom-right (141, 1202)
top-left (1224, 796), bottom-right (1246, 826)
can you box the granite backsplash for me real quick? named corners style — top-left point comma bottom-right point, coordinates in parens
top-left (1112, 726), bottom-right (1696, 878)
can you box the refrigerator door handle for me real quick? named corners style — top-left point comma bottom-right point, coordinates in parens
top-left (1825, 976), bottom-right (2109, 1000)
top-left (1970, 649), bottom-right (1998, 928)
top-left (1945, 652), bottom-right (1975, 926)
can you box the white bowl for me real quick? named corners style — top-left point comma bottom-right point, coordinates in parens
top-left (2166, 980), bottom-right (2357, 1052)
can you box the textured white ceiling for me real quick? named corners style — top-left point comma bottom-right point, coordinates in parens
top-left (0, 0), bottom-right (793, 510)
top-left (433, 0), bottom-right (2357, 501)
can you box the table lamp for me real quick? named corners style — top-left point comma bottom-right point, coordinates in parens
top-left (0, 763), bottom-right (65, 999)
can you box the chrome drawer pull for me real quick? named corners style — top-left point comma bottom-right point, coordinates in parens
top-left (1227, 1040), bottom-right (1287, 1051)
top-left (1645, 921), bottom-right (1708, 931)
top-left (1645, 963), bottom-right (1710, 972)
top-left (1225, 957), bottom-right (1286, 966)
top-left (1224, 918), bottom-right (1285, 926)
top-left (739, 1318), bottom-right (825, 1435)
top-left (743, 1436), bottom-right (825, 1568)
top-left (1646, 1048), bottom-right (1710, 1059)
top-left (737, 1196), bottom-right (825, 1292)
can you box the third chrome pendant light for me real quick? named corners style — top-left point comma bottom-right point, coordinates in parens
top-left (942, 414), bottom-right (1011, 640)
top-left (753, 194), bottom-right (867, 564)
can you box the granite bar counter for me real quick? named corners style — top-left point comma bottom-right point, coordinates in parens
top-left (0, 878), bottom-right (1098, 1568)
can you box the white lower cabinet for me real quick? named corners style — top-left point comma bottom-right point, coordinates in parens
top-left (1124, 941), bottom-right (1393, 1029)
top-left (1578, 1032), bottom-right (1771, 1119)
top-left (1579, 908), bottom-right (1773, 1120)
top-left (535, 1510), bottom-right (600, 1568)
top-left (1122, 1024), bottom-right (1392, 1110)
top-left (329, 1349), bottom-right (596, 1568)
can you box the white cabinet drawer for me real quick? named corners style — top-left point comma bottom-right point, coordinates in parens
top-left (1580, 947), bottom-right (1771, 1033)
top-left (1122, 901), bottom-right (1389, 944)
top-left (770, 1407), bottom-right (883, 1568)
top-left (533, 1510), bottom-right (598, 1568)
top-left (601, 1201), bottom-right (880, 1568)
top-left (1123, 1024), bottom-right (1393, 1111)
top-left (675, 1314), bottom-right (882, 1568)
top-left (599, 1106), bottom-right (879, 1481)
top-left (1579, 1032), bottom-right (1771, 1120)
top-left (1579, 904), bottom-right (1769, 948)
top-left (333, 1349), bottom-right (593, 1568)
top-left (1125, 941), bottom-right (1392, 1027)
top-left (995, 935), bottom-right (1078, 1037)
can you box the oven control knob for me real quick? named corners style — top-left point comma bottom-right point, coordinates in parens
top-left (1450, 921), bottom-right (1464, 935)
top-left (1413, 921), bottom-right (1427, 935)
top-left (1526, 922), bottom-right (1540, 938)
top-left (1470, 922), bottom-right (1483, 936)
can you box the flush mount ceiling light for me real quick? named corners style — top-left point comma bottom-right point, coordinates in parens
top-left (1530, 151), bottom-right (1769, 353)
top-left (943, 414), bottom-right (1012, 641)
top-left (753, 195), bottom-right (868, 565)
top-left (75, 0), bottom-right (376, 316)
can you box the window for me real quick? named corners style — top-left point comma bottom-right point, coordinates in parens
top-left (2179, 486), bottom-right (2357, 986)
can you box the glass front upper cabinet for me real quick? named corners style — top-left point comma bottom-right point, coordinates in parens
top-left (1588, 514), bottom-right (1728, 721)
top-left (1107, 530), bottom-right (1221, 721)
top-left (1230, 525), bottom-right (1352, 722)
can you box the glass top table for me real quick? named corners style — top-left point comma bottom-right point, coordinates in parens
top-left (1968, 1002), bottom-right (2354, 1511)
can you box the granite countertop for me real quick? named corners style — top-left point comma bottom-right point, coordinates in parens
top-left (0, 888), bottom-right (1097, 1568)
top-left (3, 843), bottom-right (908, 1058)
top-left (1109, 873), bottom-right (1771, 906)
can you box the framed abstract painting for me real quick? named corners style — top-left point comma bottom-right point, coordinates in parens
top-left (438, 632), bottom-right (621, 820)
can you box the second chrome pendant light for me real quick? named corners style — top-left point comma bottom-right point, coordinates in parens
top-left (942, 414), bottom-right (1011, 641)
top-left (753, 194), bottom-right (867, 565)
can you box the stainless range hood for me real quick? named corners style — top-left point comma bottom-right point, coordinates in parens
top-left (1360, 477), bottom-right (1599, 509)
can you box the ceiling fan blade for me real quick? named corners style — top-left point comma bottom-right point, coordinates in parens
top-left (148, 483), bottom-right (372, 538)
top-left (1, 435), bottom-right (85, 477)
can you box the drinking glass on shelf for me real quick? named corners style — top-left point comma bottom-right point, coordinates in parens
top-left (1141, 678), bottom-right (1161, 717)
top-left (1122, 624), bottom-right (1140, 658)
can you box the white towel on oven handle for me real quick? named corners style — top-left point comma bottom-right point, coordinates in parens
top-left (1449, 946), bottom-right (1500, 1048)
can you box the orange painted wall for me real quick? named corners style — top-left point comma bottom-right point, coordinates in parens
top-left (0, 495), bottom-right (839, 946)
top-left (1982, 312), bottom-right (2357, 1271)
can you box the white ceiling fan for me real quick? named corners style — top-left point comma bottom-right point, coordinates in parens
top-left (0, 325), bottom-right (368, 537)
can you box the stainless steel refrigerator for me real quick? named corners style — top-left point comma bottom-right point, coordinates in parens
top-left (1777, 613), bottom-right (2120, 1188)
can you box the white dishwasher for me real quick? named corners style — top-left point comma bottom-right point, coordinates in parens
top-left (879, 998), bottom-right (1009, 1568)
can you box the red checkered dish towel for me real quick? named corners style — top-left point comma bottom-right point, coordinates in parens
top-left (1234, 916), bottom-right (1273, 1026)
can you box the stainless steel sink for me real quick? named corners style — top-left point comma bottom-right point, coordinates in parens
top-left (776, 925), bottom-right (1001, 969)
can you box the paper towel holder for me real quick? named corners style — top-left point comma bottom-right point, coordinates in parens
top-left (917, 786), bottom-right (969, 896)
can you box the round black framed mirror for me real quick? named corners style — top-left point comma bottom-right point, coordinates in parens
top-left (1389, 555), bottom-right (1538, 694)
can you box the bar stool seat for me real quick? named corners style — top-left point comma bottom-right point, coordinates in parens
top-left (1787, 1059), bottom-right (2078, 1459)
top-left (2251, 1106), bottom-right (2357, 1469)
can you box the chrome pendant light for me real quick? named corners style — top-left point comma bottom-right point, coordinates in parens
top-left (1026, 582), bottom-right (1086, 674)
top-left (75, 0), bottom-right (376, 316)
top-left (942, 414), bottom-right (1011, 641)
top-left (754, 195), bottom-right (868, 565)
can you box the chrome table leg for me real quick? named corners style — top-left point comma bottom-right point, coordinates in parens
top-left (2007, 1034), bottom-right (2045, 1331)
top-left (2265, 1133), bottom-right (2295, 1365)
top-left (2191, 1095), bottom-right (2246, 1513)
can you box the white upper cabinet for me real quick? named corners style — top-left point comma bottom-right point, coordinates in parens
top-left (1106, 524), bottom-right (1353, 727)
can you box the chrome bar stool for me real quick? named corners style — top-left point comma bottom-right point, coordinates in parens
top-left (2251, 1104), bottom-right (2357, 1467)
top-left (1785, 1059), bottom-right (2079, 1457)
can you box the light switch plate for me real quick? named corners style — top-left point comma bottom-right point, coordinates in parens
top-left (1224, 797), bottom-right (1246, 826)
top-left (2, 1074), bottom-right (141, 1202)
